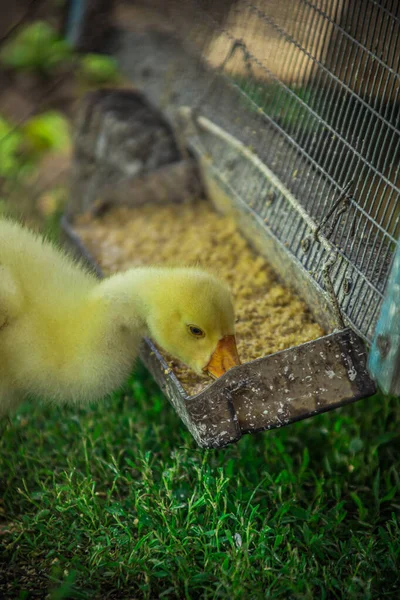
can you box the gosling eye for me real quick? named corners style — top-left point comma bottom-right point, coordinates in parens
top-left (187, 324), bottom-right (206, 338)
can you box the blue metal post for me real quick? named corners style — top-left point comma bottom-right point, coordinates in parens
top-left (368, 240), bottom-right (400, 396)
top-left (65, 0), bottom-right (87, 48)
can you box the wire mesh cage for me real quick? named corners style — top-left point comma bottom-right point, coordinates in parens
top-left (111, 0), bottom-right (400, 347)
top-left (1, 1), bottom-right (398, 447)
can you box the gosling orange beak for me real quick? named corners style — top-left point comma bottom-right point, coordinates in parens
top-left (203, 335), bottom-right (241, 379)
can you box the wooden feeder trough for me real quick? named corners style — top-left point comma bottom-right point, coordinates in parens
top-left (62, 89), bottom-right (376, 448)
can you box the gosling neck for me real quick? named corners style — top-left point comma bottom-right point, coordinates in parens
top-left (93, 267), bottom-right (170, 334)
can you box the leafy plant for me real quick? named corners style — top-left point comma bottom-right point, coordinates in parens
top-left (23, 111), bottom-right (71, 154)
top-left (0, 21), bottom-right (73, 77)
top-left (0, 110), bottom-right (70, 179)
top-left (0, 116), bottom-right (32, 179)
top-left (79, 54), bottom-right (119, 84)
top-left (0, 21), bottom-right (120, 86)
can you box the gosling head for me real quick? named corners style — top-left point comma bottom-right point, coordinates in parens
top-left (146, 268), bottom-right (241, 378)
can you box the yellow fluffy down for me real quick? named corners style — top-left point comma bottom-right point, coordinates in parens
top-left (0, 218), bottom-right (111, 414)
top-left (0, 217), bottom-right (238, 414)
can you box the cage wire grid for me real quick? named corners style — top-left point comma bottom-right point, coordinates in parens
top-left (138, 0), bottom-right (400, 344)
top-left (0, 0), bottom-right (398, 348)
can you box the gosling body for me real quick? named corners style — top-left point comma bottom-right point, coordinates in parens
top-left (0, 218), bottom-right (239, 415)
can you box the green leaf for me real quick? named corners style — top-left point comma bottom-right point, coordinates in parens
top-left (350, 492), bottom-right (367, 520)
top-left (291, 506), bottom-right (309, 521)
top-left (373, 468), bottom-right (381, 505)
top-left (105, 503), bottom-right (125, 517)
top-left (0, 21), bottom-right (72, 75)
top-left (35, 509), bottom-right (51, 521)
top-left (380, 486), bottom-right (398, 503)
top-left (299, 447), bottom-right (310, 478)
top-left (79, 54), bottom-right (119, 84)
top-left (153, 570), bottom-right (169, 578)
top-left (23, 111), bottom-right (71, 153)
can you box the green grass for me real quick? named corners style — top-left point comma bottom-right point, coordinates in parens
top-left (0, 363), bottom-right (399, 599)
